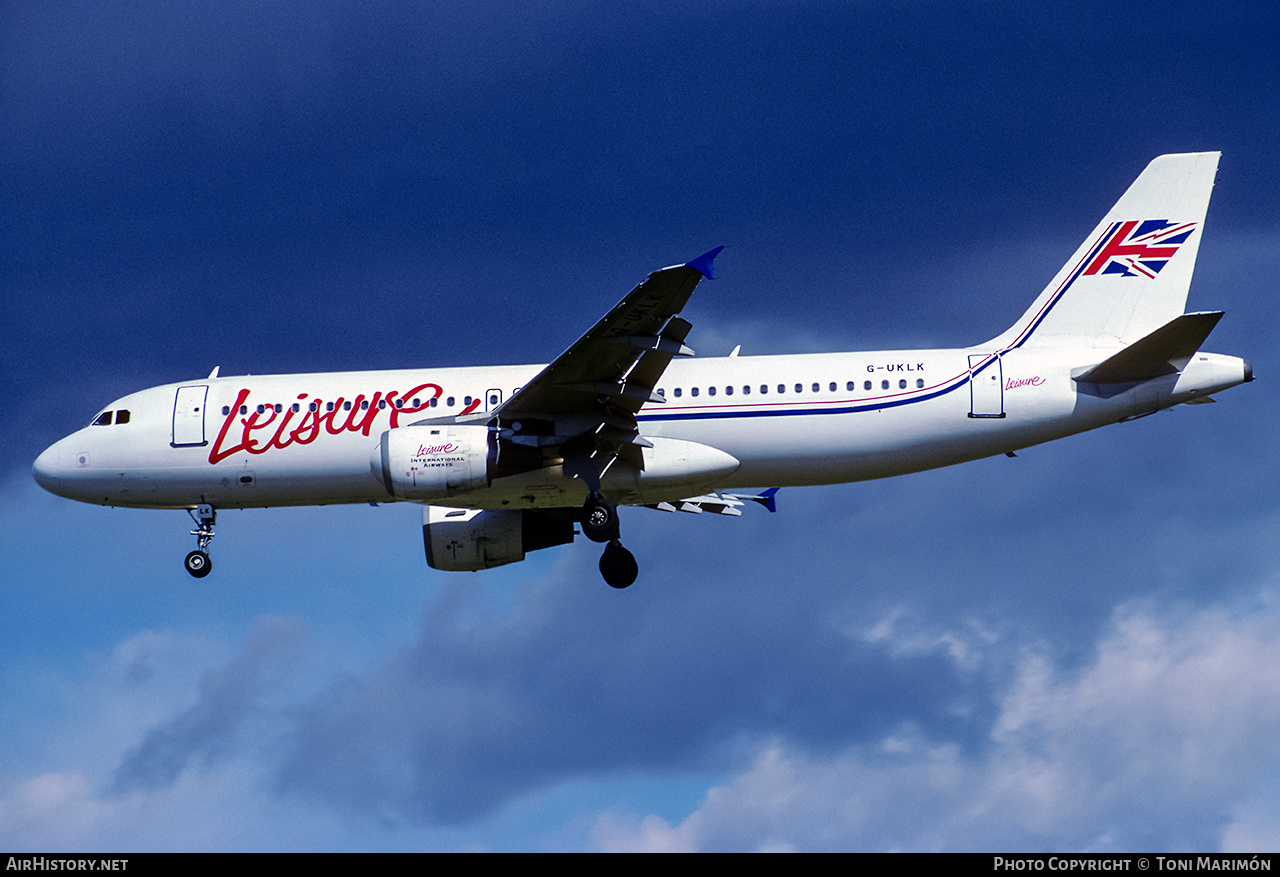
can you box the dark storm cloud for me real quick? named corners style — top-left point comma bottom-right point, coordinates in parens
top-left (6, 1), bottom-right (1278, 431)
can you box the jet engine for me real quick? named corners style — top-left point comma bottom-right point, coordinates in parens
top-left (373, 425), bottom-right (494, 500)
top-left (374, 424), bottom-right (546, 501)
top-left (422, 506), bottom-right (575, 571)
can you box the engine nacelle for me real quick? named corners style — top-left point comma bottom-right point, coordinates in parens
top-left (374, 425), bottom-right (492, 500)
top-left (423, 506), bottom-right (575, 571)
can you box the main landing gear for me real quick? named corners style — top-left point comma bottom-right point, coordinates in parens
top-left (599, 539), bottom-right (638, 589)
top-left (184, 504), bottom-right (216, 578)
top-left (582, 493), bottom-right (637, 589)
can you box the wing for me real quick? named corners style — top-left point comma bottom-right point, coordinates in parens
top-left (644, 488), bottom-right (779, 516)
top-left (446, 247), bottom-right (722, 489)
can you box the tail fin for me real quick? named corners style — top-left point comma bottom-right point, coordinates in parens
top-left (986, 152), bottom-right (1220, 352)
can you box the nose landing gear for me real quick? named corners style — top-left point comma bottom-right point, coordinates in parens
top-left (184, 504), bottom-right (216, 578)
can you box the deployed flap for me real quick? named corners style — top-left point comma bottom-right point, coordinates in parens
top-left (1073, 311), bottom-right (1224, 384)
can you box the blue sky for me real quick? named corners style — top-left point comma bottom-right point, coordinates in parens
top-left (3, 0), bottom-right (1279, 851)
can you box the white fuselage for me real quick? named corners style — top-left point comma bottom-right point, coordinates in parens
top-left (32, 344), bottom-right (1249, 512)
top-left (29, 154), bottom-right (1248, 586)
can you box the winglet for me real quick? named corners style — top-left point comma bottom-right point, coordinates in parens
top-left (685, 246), bottom-right (725, 280)
top-left (752, 487), bottom-right (779, 513)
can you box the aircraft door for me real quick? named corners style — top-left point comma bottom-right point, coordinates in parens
top-left (968, 354), bottom-right (1005, 418)
top-left (172, 385), bottom-right (209, 447)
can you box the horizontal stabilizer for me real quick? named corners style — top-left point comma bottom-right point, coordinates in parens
top-left (1073, 311), bottom-right (1224, 384)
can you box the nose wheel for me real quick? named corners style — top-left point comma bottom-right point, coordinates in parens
top-left (185, 504), bottom-right (216, 578)
top-left (185, 549), bottom-right (212, 578)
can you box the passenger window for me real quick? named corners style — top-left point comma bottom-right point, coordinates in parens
top-left (708, 386), bottom-right (716, 396)
top-left (240, 405), bottom-right (248, 415)
top-left (829, 382), bottom-right (836, 392)
top-left (292, 403), bottom-right (300, 413)
top-left (464, 396), bottom-right (472, 405)
top-left (846, 382), bottom-right (855, 391)
top-left (274, 404), bottom-right (282, 414)
top-left (309, 402), bottom-right (318, 412)
top-left (899, 379), bottom-right (907, 389)
top-left (674, 388), bottom-right (682, 398)
top-left (742, 385), bottom-right (750, 395)
top-left (881, 380), bottom-right (889, 390)
top-left (429, 398), bottom-right (438, 407)
top-left (795, 383), bottom-right (803, 393)
top-left (864, 381), bottom-right (871, 391)
top-left (222, 406), bottom-right (230, 416)
top-left (916, 379), bottom-right (924, 388)
top-left (760, 385), bottom-right (768, 394)
top-left (777, 384), bottom-right (785, 394)
top-left (446, 397), bottom-right (454, 407)
top-left (344, 401), bottom-right (352, 411)
top-left (812, 383), bottom-right (820, 393)
top-left (691, 387), bottom-right (699, 397)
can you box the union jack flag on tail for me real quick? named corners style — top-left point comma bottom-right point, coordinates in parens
top-left (1083, 219), bottom-right (1197, 279)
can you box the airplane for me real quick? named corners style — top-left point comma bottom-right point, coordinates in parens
top-left (32, 152), bottom-right (1251, 589)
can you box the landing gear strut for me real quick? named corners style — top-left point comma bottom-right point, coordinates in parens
top-left (184, 504), bottom-right (216, 578)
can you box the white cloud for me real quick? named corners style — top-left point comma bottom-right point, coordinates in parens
top-left (9, 572), bottom-right (1280, 851)
top-left (592, 595), bottom-right (1280, 851)
top-left (0, 619), bottom-right (313, 851)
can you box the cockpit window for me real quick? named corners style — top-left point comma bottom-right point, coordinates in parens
top-left (91, 409), bottom-right (131, 426)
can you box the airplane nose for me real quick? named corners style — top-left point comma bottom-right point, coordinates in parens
top-left (32, 443), bottom-right (62, 493)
